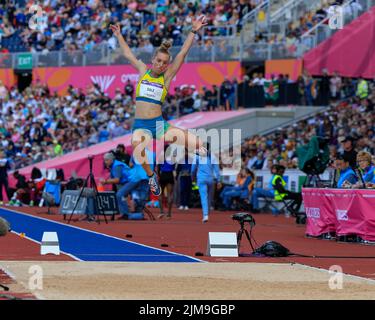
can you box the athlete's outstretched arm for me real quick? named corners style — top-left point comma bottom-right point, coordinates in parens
top-left (165, 15), bottom-right (208, 83)
top-left (110, 23), bottom-right (147, 74)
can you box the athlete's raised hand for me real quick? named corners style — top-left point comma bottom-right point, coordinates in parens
top-left (110, 23), bottom-right (121, 37)
top-left (192, 15), bottom-right (208, 32)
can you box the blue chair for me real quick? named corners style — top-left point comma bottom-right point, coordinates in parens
top-left (41, 181), bottom-right (61, 214)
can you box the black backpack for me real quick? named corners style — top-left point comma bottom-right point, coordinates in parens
top-left (253, 241), bottom-right (291, 257)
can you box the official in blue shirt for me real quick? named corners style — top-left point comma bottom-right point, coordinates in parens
top-left (335, 155), bottom-right (358, 188)
top-left (191, 144), bottom-right (220, 223)
top-left (101, 152), bottom-right (134, 219)
top-left (102, 151), bottom-right (155, 220)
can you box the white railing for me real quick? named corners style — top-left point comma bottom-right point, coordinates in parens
top-left (271, 0), bottom-right (321, 22)
top-left (241, 0), bottom-right (269, 26)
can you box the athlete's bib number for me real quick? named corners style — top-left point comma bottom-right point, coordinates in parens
top-left (140, 80), bottom-right (163, 101)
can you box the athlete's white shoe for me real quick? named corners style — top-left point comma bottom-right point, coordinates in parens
top-left (148, 173), bottom-right (161, 196)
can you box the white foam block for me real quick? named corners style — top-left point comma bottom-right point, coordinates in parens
top-left (207, 232), bottom-right (238, 257)
top-left (41, 232), bottom-right (60, 255)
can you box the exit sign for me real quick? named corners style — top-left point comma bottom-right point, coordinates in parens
top-left (16, 53), bottom-right (33, 70)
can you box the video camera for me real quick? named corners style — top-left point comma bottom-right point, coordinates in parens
top-left (232, 213), bottom-right (256, 227)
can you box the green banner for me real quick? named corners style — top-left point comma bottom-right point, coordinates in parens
top-left (16, 53), bottom-right (33, 70)
top-left (264, 80), bottom-right (279, 101)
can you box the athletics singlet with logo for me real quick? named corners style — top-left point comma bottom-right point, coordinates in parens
top-left (135, 70), bottom-right (168, 106)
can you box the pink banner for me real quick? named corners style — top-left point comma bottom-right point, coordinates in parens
top-left (303, 7), bottom-right (375, 78)
top-left (302, 188), bottom-right (375, 241)
top-left (31, 61), bottom-right (241, 97)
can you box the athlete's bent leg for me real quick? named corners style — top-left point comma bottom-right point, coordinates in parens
top-left (132, 129), bottom-right (161, 196)
top-left (164, 126), bottom-right (207, 156)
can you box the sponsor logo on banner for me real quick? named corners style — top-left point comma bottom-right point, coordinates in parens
top-left (306, 207), bottom-right (320, 219)
top-left (336, 210), bottom-right (348, 221)
top-left (90, 75), bottom-right (116, 92)
top-left (121, 74), bottom-right (139, 83)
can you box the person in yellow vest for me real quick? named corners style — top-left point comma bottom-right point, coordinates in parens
top-left (110, 15), bottom-right (209, 197)
top-left (250, 164), bottom-right (278, 214)
top-left (356, 78), bottom-right (368, 100)
top-left (272, 165), bottom-right (302, 215)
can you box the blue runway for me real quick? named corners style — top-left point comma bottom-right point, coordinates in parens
top-left (0, 208), bottom-right (201, 263)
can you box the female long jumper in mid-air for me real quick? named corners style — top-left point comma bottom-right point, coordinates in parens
top-left (110, 15), bottom-right (208, 196)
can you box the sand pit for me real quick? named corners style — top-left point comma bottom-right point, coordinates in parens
top-left (1, 261), bottom-right (374, 300)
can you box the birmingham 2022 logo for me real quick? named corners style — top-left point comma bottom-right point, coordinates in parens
top-left (29, 4), bottom-right (48, 32)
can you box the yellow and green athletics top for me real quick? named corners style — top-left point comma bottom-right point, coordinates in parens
top-left (135, 70), bottom-right (168, 106)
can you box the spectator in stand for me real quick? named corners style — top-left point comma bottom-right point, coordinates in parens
top-left (114, 143), bottom-right (131, 166)
top-left (0, 150), bottom-right (11, 205)
top-left (319, 69), bottom-right (330, 106)
top-left (124, 79), bottom-right (135, 98)
top-left (238, 75), bottom-right (250, 108)
top-left (251, 151), bottom-right (265, 170)
top-left (330, 71), bottom-right (342, 101)
top-left (352, 151), bottom-right (374, 188)
top-left (219, 168), bottom-right (254, 210)
top-left (340, 136), bottom-right (357, 169)
top-left (220, 77), bottom-right (234, 111)
top-left (8, 170), bottom-right (29, 206)
top-left (28, 167), bottom-right (46, 206)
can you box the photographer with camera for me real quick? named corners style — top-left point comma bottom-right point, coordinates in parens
top-left (101, 152), bottom-right (135, 220)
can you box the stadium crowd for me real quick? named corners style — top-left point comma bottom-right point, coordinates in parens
top-left (251, 0), bottom-right (365, 58)
top-left (0, 75), bottom-right (241, 173)
top-left (0, 0), bottom-right (261, 53)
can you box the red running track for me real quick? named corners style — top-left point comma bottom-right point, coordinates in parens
top-left (1, 206), bottom-right (375, 280)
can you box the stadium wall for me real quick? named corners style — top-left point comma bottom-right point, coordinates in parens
top-left (1, 61), bottom-right (242, 97)
top-left (265, 59), bottom-right (303, 81)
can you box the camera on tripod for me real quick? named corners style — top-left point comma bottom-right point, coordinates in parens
top-left (232, 212), bottom-right (256, 254)
top-left (232, 212), bottom-right (255, 227)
